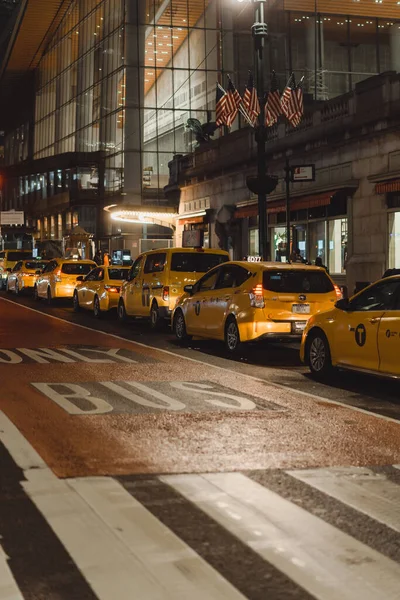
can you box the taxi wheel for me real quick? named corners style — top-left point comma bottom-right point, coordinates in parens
top-left (224, 317), bottom-right (241, 354)
top-left (73, 291), bottom-right (80, 313)
top-left (307, 330), bottom-right (333, 378)
top-left (33, 285), bottom-right (39, 301)
top-left (93, 296), bottom-right (102, 319)
top-left (6, 279), bottom-right (11, 294)
top-left (117, 300), bottom-right (127, 323)
top-left (150, 302), bottom-right (162, 330)
top-left (15, 281), bottom-right (19, 296)
top-left (47, 287), bottom-right (53, 306)
top-left (173, 310), bottom-right (192, 344)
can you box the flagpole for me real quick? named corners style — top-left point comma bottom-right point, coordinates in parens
top-left (285, 156), bottom-right (291, 263)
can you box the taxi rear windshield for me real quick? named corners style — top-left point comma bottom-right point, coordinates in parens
top-left (61, 263), bottom-right (94, 275)
top-left (171, 252), bottom-right (228, 273)
top-left (7, 252), bottom-right (32, 261)
top-left (108, 268), bottom-right (129, 280)
top-left (25, 262), bottom-right (46, 270)
top-left (263, 269), bottom-right (334, 294)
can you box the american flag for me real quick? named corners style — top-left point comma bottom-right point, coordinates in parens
top-left (281, 73), bottom-right (304, 128)
top-left (225, 77), bottom-right (242, 127)
top-left (215, 83), bottom-right (227, 127)
top-left (265, 71), bottom-right (281, 127)
top-left (242, 71), bottom-right (260, 126)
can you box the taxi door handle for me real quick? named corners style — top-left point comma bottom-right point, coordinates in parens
top-left (369, 318), bottom-right (380, 324)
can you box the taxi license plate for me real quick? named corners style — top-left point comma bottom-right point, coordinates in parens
top-left (292, 304), bottom-right (310, 314)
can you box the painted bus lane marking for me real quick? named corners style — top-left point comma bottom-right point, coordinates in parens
top-left (31, 380), bottom-right (287, 415)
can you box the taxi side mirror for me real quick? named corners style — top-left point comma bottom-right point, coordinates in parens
top-left (76, 275), bottom-right (84, 282)
top-left (184, 284), bottom-right (194, 295)
top-left (335, 298), bottom-right (349, 311)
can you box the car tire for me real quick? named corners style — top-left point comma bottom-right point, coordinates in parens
top-left (173, 309), bottom-right (192, 344)
top-left (73, 291), bottom-right (80, 313)
top-left (5, 279), bottom-right (11, 293)
top-left (33, 285), bottom-right (39, 301)
top-left (93, 295), bottom-right (101, 319)
top-left (150, 302), bottom-right (162, 330)
top-left (47, 287), bottom-right (53, 306)
top-left (224, 317), bottom-right (241, 354)
top-left (15, 281), bottom-right (19, 296)
top-left (117, 299), bottom-right (127, 323)
top-left (307, 329), bottom-right (333, 379)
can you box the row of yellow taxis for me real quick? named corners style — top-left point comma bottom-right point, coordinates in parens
top-left (2, 247), bottom-right (399, 380)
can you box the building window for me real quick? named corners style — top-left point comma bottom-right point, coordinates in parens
top-left (328, 218), bottom-right (348, 274)
top-left (249, 229), bottom-right (259, 256)
top-left (388, 212), bottom-right (400, 269)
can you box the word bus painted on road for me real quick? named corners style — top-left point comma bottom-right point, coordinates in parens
top-left (31, 380), bottom-right (285, 415)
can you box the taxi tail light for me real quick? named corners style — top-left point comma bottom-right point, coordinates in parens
top-left (105, 285), bottom-right (120, 293)
top-left (162, 286), bottom-right (170, 302)
top-left (249, 283), bottom-right (265, 308)
top-left (334, 284), bottom-right (343, 300)
top-left (55, 268), bottom-right (62, 282)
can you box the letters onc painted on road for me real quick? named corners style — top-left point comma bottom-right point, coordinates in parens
top-left (31, 380), bottom-right (284, 415)
top-left (0, 346), bottom-right (145, 364)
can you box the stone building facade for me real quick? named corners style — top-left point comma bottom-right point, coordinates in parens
top-left (169, 72), bottom-right (400, 293)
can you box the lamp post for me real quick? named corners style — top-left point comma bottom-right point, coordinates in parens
top-left (238, 0), bottom-right (278, 261)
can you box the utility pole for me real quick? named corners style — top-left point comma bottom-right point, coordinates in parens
top-left (285, 156), bottom-right (291, 263)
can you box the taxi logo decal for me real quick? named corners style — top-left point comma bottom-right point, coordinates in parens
top-left (355, 324), bottom-right (367, 347)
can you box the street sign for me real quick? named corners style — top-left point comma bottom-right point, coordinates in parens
top-left (182, 229), bottom-right (204, 248)
top-left (290, 165), bottom-right (315, 182)
top-left (0, 211), bottom-right (24, 225)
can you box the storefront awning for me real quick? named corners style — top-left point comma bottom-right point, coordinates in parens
top-left (234, 190), bottom-right (336, 219)
top-left (179, 216), bottom-right (205, 225)
top-left (376, 180), bottom-right (400, 194)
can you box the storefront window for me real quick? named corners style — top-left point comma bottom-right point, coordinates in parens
top-left (271, 227), bottom-right (288, 262)
top-left (328, 218), bottom-right (348, 274)
top-left (388, 212), bottom-right (400, 269)
top-left (249, 229), bottom-right (259, 256)
top-left (309, 221), bottom-right (326, 265)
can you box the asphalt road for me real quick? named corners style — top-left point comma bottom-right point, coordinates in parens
top-left (1, 290), bottom-right (400, 600)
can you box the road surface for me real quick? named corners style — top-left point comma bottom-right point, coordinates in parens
top-left (1, 293), bottom-right (400, 599)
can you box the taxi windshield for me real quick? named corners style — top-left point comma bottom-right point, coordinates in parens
top-left (263, 269), bottom-right (334, 293)
top-left (171, 252), bottom-right (228, 273)
top-left (7, 252), bottom-right (32, 261)
top-left (61, 263), bottom-right (94, 275)
top-left (108, 268), bottom-right (129, 280)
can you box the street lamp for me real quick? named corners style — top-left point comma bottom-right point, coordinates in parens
top-left (236, 0), bottom-right (278, 261)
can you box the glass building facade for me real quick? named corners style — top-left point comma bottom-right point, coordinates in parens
top-left (3, 0), bottom-right (400, 253)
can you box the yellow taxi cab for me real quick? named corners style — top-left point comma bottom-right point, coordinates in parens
top-left (73, 265), bottom-right (130, 317)
top-left (34, 258), bottom-right (97, 304)
top-left (118, 247), bottom-right (230, 329)
top-left (172, 261), bottom-right (342, 352)
top-left (6, 260), bottom-right (49, 295)
top-left (301, 275), bottom-right (400, 379)
top-left (0, 249), bottom-right (33, 290)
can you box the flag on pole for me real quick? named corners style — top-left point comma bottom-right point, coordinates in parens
top-left (280, 73), bottom-right (304, 128)
top-left (225, 76), bottom-right (242, 127)
top-left (242, 71), bottom-right (260, 126)
top-left (290, 77), bottom-right (304, 128)
top-left (215, 83), bottom-right (227, 127)
top-left (265, 71), bottom-right (281, 127)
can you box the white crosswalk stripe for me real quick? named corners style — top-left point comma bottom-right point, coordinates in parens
top-left (162, 472), bottom-right (400, 600)
top-left (0, 545), bottom-right (24, 600)
top-left (288, 466), bottom-right (400, 532)
top-left (2, 412), bottom-right (400, 600)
